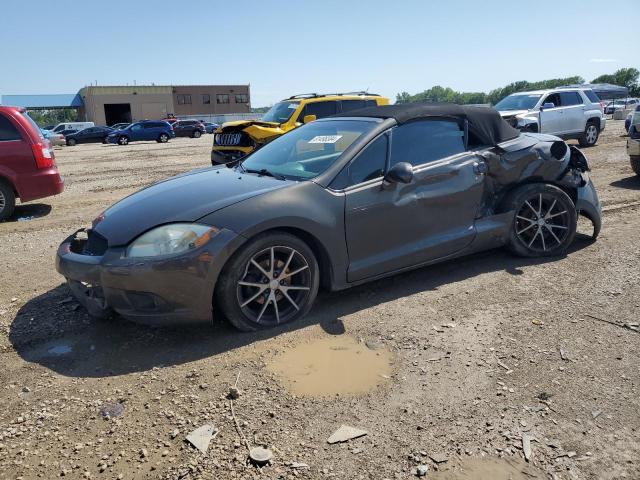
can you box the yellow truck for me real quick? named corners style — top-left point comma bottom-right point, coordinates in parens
top-left (211, 92), bottom-right (388, 165)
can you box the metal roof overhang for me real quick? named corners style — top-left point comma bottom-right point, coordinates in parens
top-left (0, 94), bottom-right (83, 109)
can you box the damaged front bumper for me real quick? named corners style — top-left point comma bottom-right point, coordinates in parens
top-left (55, 228), bottom-right (244, 326)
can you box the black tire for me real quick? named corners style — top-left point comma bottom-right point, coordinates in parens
top-left (158, 133), bottom-right (169, 143)
top-left (216, 232), bottom-right (320, 331)
top-left (193, 130), bottom-right (201, 139)
top-left (102, 137), bottom-right (108, 144)
top-left (0, 180), bottom-right (16, 222)
top-left (118, 136), bottom-right (129, 145)
top-left (66, 138), bottom-right (76, 146)
top-left (578, 121), bottom-right (599, 147)
top-left (505, 183), bottom-right (577, 257)
top-left (630, 156), bottom-right (640, 176)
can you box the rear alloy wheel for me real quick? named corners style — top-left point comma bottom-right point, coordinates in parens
top-left (507, 184), bottom-right (577, 257)
top-left (193, 130), bottom-right (201, 138)
top-left (158, 133), bottom-right (169, 143)
top-left (579, 121), bottom-right (599, 147)
top-left (0, 181), bottom-right (16, 222)
top-left (67, 138), bottom-right (77, 146)
top-left (630, 156), bottom-right (640, 176)
top-left (217, 233), bottom-right (319, 331)
top-left (118, 136), bottom-right (129, 145)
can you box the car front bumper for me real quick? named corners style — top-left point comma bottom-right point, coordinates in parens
top-left (575, 174), bottom-right (602, 238)
top-left (55, 227), bottom-right (245, 326)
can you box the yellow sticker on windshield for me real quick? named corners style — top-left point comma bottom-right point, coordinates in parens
top-left (309, 135), bottom-right (342, 144)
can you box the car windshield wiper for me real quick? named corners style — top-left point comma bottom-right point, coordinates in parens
top-left (243, 167), bottom-right (287, 181)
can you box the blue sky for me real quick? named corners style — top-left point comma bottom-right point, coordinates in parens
top-left (1, 0), bottom-right (637, 106)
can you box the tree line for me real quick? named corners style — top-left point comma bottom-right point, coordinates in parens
top-left (396, 68), bottom-right (640, 105)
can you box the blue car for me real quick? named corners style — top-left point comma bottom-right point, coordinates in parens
top-left (106, 120), bottom-right (175, 145)
top-left (202, 122), bottom-right (220, 134)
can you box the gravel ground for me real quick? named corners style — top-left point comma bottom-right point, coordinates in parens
top-left (0, 122), bottom-right (639, 480)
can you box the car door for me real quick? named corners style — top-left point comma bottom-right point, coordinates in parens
top-left (539, 93), bottom-right (563, 134)
top-left (78, 128), bottom-right (94, 144)
top-left (559, 91), bottom-right (584, 134)
top-left (342, 119), bottom-right (486, 282)
top-left (130, 124), bottom-right (144, 140)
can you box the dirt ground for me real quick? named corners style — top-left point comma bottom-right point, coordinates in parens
top-left (0, 121), bottom-right (639, 480)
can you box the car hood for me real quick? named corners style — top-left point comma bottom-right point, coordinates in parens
top-left (218, 120), bottom-right (284, 142)
top-left (499, 109), bottom-right (531, 118)
top-left (94, 167), bottom-right (291, 246)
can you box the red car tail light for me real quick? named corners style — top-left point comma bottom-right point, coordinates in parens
top-left (31, 142), bottom-right (55, 169)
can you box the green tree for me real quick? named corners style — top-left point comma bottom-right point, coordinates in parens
top-left (27, 109), bottom-right (78, 127)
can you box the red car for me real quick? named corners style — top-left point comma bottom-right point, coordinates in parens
top-left (0, 106), bottom-right (64, 221)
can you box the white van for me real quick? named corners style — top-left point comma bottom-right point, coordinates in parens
top-left (50, 122), bottom-right (94, 133)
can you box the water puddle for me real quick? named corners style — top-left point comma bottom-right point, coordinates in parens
top-left (266, 335), bottom-right (392, 397)
top-left (47, 342), bottom-right (73, 356)
top-left (430, 457), bottom-right (544, 479)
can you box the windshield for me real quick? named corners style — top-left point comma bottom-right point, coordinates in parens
top-left (240, 119), bottom-right (376, 181)
top-left (494, 94), bottom-right (542, 111)
top-left (261, 101), bottom-right (300, 123)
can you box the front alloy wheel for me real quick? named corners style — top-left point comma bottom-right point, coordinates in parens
top-left (217, 233), bottom-right (319, 331)
top-left (118, 136), bottom-right (129, 145)
top-left (159, 133), bottom-right (169, 143)
top-left (507, 184), bottom-right (577, 257)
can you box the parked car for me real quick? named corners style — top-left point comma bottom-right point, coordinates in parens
top-left (604, 98), bottom-right (639, 115)
top-left (211, 92), bottom-right (389, 165)
top-left (496, 87), bottom-right (606, 147)
top-left (110, 123), bottom-right (130, 131)
top-left (50, 122), bottom-right (94, 134)
top-left (56, 104), bottom-right (600, 330)
top-left (106, 121), bottom-right (175, 145)
top-left (41, 129), bottom-right (65, 146)
top-left (172, 120), bottom-right (206, 138)
top-left (0, 106), bottom-right (64, 221)
top-left (627, 106), bottom-right (640, 176)
top-left (202, 122), bottom-right (219, 134)
top-left (65, 126), bottom-right (114, 146)
top-left (43, 125), bottom-right (56, 131)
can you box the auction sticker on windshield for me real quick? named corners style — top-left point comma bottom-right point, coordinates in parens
top-left (309, 135), bottom-right (342, 144)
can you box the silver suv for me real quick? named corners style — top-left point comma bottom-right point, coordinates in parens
top-left (495, 88), bottom-right (606, 147)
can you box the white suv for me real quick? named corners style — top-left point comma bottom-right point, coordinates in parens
top-left (495, 88), bottom-right (606, 147)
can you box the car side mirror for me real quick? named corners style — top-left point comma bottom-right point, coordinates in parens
top-left (383, 162), bottom-right (413, 186)
top-left (541, 102), bottom-right (555, 110)
top-left (303, 114), bottom-right (317, 124)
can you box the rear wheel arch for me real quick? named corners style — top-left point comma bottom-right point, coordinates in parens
top-left (495, 180), bottom-right (577, 214)
top-left (586, 116), bottom-right (601, 130)
top-left (0, 175), bottom-right (18, 196)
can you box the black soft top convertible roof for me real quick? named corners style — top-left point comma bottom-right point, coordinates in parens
top-left (333, 103), bottom-right (520, 146)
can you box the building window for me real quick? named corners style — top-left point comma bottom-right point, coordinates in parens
top-left (202, 94), bottom-right (210, 104)
top-left (235, 94), bottom-right (249, 104)
top-left (177, 94), bottom-right (192, 105)
top-left (216, 94), bottom-right (230, 104)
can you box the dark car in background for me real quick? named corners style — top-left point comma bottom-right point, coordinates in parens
top-left (202, 122), bottom-right (219, 134)
top-left (65, 126), bottom-right (114, 146)
top-left (0, 106), bottom-right (64, 221)
top-left (56, 104), bottom-right (601, 331)
top-left (172, 120), bottom-right (206, 138)
top-left (106, 120), bottom-right (175, 145)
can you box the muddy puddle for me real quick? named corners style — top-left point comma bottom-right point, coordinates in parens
top-left (430, 457), bottom-right (544, 479)
top-left (266, 335), bottom-right (392, 397)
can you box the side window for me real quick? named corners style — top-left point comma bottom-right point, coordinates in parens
top-left (300, 101), bottom-right (337, 121)
top-left (348, 134), bottom-right (387, 185)
top-left (584, 90), bottom-right (600, 103)
top-left (132, 124), bottom-right (143, 131)
top-left (543, 93), bottom-right (561, 108)
top-left (559, 92), bottom-right (582, 106)
top-left (390, 120), bottom-right (464, 167)
top-left (0, 114), bottom-right (22, 141)
top-left (340, 100), bottom-right (367, 113)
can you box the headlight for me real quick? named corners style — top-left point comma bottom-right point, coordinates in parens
top-left (126, 223), bottom-right (219, 258)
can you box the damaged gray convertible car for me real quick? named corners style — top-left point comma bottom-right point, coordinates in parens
top-left (56, 103), bottom-right (601, 331)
